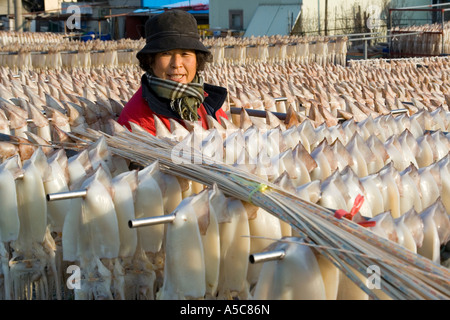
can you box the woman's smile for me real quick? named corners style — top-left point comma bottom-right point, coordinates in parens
top-left (167, 74), bottom-right (186, 82)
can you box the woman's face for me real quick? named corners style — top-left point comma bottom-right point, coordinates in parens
top-left (152, 49), bottom-right (197, 84)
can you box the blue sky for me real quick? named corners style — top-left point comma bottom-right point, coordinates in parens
top-left (141, 0), bottom-right (208, 8)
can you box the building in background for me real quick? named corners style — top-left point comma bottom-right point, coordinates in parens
top-left (0, 0), bottom-right (210, 40)
top-left (209, 0), bottom-right (302, 37)
top-left (298, 0), bottom-right (442, 36)
top-left (0, 0), bottom-right (101, 33)
top-left (0, 0), bottom-right (38, 31)
top-left (209, 0), bottom-right (444, 37)
top-left (122, 0), bottom-right (209, 40)
top-left (0, 0), bottom-right (447, 40)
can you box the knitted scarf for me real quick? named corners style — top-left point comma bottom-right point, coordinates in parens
top-left (146, 72), bottom-right (205, 121)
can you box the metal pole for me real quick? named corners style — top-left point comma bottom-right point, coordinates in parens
top-left (317, 0), bottom-right (321, 35)
top-left (401, 2), bottom-right (450, 10)
top-left (109, 8), bottom-right (112, 39)
top-left (442, 9), bottom-right (445, 55)
top-left (7, 0), bottom-right (13, 31)
top-left (390, 108), bottom-right (409, 115)
top-left (364, 36), bottom-right (368, 60)
top-left (46, 190), bottom-right (87, 201)
top-left (389, 8), bottom-right (392, 56)
top-left (249, 249), bottom-right (286, 264)
top-left (229, 107), bottom-right (287, 120)
top-left (13, 0), bottom-right (23, 32)
top-left (129, 213), bottom-right (176, 228)
top-left (230, 106), bottom-right (408, 120)
top-left (348, 31), bottom-right (424, 42)
top-left (330, 32), bottom-right (381, 38)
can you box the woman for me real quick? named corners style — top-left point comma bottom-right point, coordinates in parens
top-left (118, 10), bottom-right (228, 135)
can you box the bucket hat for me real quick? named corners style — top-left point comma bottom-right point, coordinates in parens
top-left (137, 10), bottom-right (211, 59)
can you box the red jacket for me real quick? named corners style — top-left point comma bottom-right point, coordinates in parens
top-left (118, 75), bottom-right (228, 135)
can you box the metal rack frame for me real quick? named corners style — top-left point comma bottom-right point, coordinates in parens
top-left (388, 3), bottom-right (450, 57)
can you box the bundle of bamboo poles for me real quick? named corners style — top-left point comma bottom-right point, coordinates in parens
top-left (71, 126), bottom-right (450, 300)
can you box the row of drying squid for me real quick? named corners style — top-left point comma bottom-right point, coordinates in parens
top-left (0, 33), bottom-right (348, 72)
top-left (0, 108), bottom-right (448, 300)
top-left (2, 21), bottom-right (450, 71)
top-left (0, 135), bottom-right (338, 300)
top-left (0, 65), bottom-right (140, 141)
top-left (1, 82), bottom-right (449, 299)
top-left (0, 55), bottom-right (448, 299)
top-left (203, 35), bottom-right (348, 66)
top-left (148, 106), bottom-right (450, 252)
top-left (204, 56), bottom-right (450, 126)
top-left (0, 31), bottom-right (65, 46)
top-left (390, 22), bottom-right (450, 56)
top-left (2, 55), bottom-right (442, 142)
top-left (0, 39), bottom-right (140, 72)
top-left (0, 55), bottom-right (449, 134)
